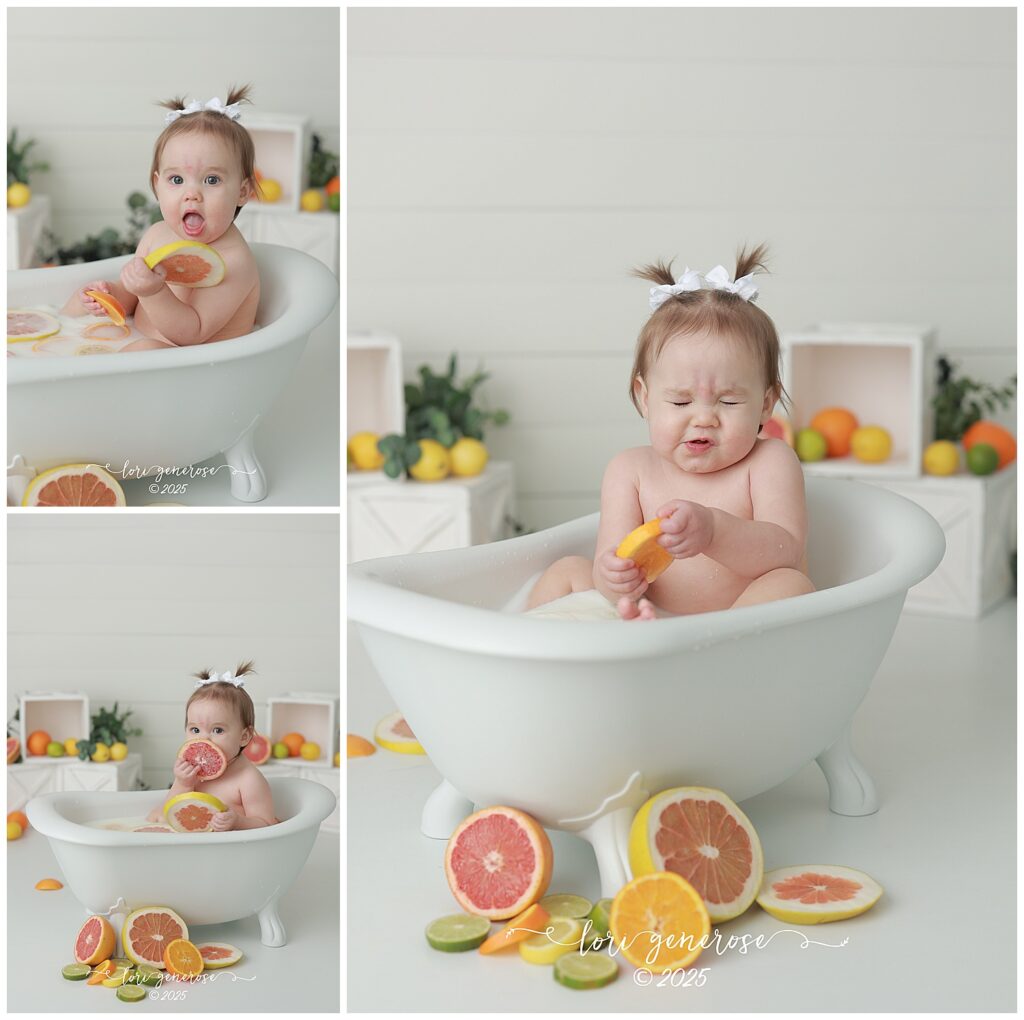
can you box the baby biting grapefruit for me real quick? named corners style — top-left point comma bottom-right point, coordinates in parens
top-left (177, 738), bottom-right (227, 780)
top-left (144, 240), bottom-right (225, 288)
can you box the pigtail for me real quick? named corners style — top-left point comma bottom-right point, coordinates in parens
top-left (735, 243), bottom-right (770, 281)
top-left (193, 668), bottom-right (212, 681)
top-left (234, 660), bottom-right (256, 678)
top-left (631, 258), bottom-right (677, 287)
top-left (157, 95), bottom-right (189, 114)
top-left (225, 83), bottom-right (254, 109)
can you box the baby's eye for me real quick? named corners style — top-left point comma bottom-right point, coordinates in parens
top-left (671, 401), bottom-right (691, 407)
top-left (169, 174), bottom-right (184, 185)
top-left (721, 401), bottom-right (740, 406)
top-left (204, 175), bottom-right (221, 186)
top-left (213, 727), bottom-right (224, 734)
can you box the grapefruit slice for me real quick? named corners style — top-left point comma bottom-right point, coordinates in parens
top-left (374, 711), bottom-right (425, 754)
top-left (616, 519), bottom-right (673, 582)
top-left (122, 907), bottom-right (188, 969)
top-left (347, 733), bottom-right (376, 758)
top-left (75, 344), bottom-right (115, 355)
top-left (164, 791), bottom-right (226, 832)
top-left (243, 732), bottom-right (271, 765)
top-left (628, 786), bottom-right (764, 923)
top-left (444, 805), bottom-right (553, 920)
top-left (177, 738), bottom-right (228, 780)
top-left (21, 465), bottom-right (126, 507)
top-left (144, 240), bottom-right (226, 288)
top-left (7, 737), bottom-right (20, 764)
top-left (8, 309), bottom-right (60, 343)
top-left (74, 915), bottom-right (116, 965)
top-left (478, 902), bottom-right (550, 954)
top-left (195, 942), bottom-right (243, 969)
top-left (133, 824), bottom-right (173, 833)
top-left (757, 865), bottom-right (883, 924)
top-left (84, 290), bottom-right (127, 325)
top-left (83, 322), bottom-right (130, 341)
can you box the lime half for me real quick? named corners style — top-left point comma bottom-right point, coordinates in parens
top-left (425, 913), bottom-right (490, 952)
top-left (61, 963), bottom-right (92, 981)
top-left (519, 917), bottom-right (584, 965)
top-left (554, 952), bottom-right (619, 990)
top-left (116, 984), bottom-right (148, 1002)
top-left (539, 893), bottom-right (593, 919)
top-left (584, 898), bottom-right (614, 946)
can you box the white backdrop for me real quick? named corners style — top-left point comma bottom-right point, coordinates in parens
top-left (349, 7), bottom-right (1016, 530)
top-left (7, 514), bottom-right (339, 790)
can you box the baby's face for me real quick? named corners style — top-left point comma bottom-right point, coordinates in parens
top-left (635, 332), bottom-right (775, 474)
top-left (154, 133), bottom-right (252, 245)
top-left (185, 701), bottom-right (251, 762)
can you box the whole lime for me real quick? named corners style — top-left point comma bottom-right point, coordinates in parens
top-left (795, 427), bottom-right (828, 462)
top-left (328, 193), bottom-right (341, 213)
top-left (46, 741), bottom-right (65, 757)
top-left (966, 442), bottom-right (999, 476)
top-left (272, 742), bottom-right (290, 759)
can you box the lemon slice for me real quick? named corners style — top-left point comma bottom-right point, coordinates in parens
top-left (518, 916), bottom-right (583, 965)
top-left (756, 865), bottom-right (883, 924)
top-left (615, 519), bottom-right (673, 582)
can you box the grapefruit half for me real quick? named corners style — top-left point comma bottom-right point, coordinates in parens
top-left (74, 915), bottom-right (116, 965)
top-left (21, 465), bottom-right (126, 507)
top-left (628, 786), bottom-right (764, 923)
top-left (243, 732), bottom-right (271, 765)
top-left (177, 738), bottom-right (228, 780)
top-left (8, 309), bottom-right (60, 343)
top-left (444, 805), bottom-right (553, 920)
top-left (122, 906), bottom-right (188, 969)
top-left (374, 711), bottom-right (425, 754)
top-left (144, 240), bottom-right (226, 288)
top-left (757, 865), bottom-right (883, 924)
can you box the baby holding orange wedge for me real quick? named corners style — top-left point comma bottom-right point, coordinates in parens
top-left (526, 245), bottom-right (814, 621)
top-left (63, 86), bottom-right (261, 351)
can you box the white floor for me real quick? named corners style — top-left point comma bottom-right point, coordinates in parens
top-left (6, 829), bottom-right (339, 1012)
top-left (346, 599), bottom-right (1017, 1013)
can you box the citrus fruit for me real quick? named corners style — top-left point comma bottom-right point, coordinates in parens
top-left (8, 821), bottom-right (23, 840)
top-left (117, 984), bottom-right (149, 1001)
top-left (518, 916), bottom-right (583, 965)
top-left (257, 178), bottom-right (282, 203)
top-left (63, 738), bottom-right (79, 757)
top-left (27, 730), bottom-right (51, 756)
top-left (178, 738), bottom-right (228, 780)
top-left (325, 175), bottom-right (341, 196)
top-left (133, 824), bottom-right (173, 833)
top-left (922, 440), bottom-right (959, 476)
top-left (374, 711), bottom-right (425, 754)
top-left (554, 952), bottom-right (619, 989)
top-left (84, 290), bottom-right (127, 325)
top-left (272, 742), bottom-right (289, 759)
top-left (586, 897), bottom-right (614, 946)
top-left (8, 810), bottom-right (29, 830)
top-left (300, 188), bottom-right (325, 212)
top-left (22, 465), bottom-right (126, 507)
top-left (7, 736), bottom-right (20, 763)
top-left (144, 240), bottom-right (226, 288)
top-left (962, 420), bottom-right (1015, 469)
top-left (445, 805), bottom-right (554, 920)
top-left (110, 742), bottom-right (128, 761)
top-left (756, 865), bottom-right (883, 924)
top-left (795, 427), bottom-right (828, 462)
top-left (101, 964), bottom-right (134, 987)
top-left (8, 309), bottom-right (60, 342)
top-left (610, 871), bottom-right (710, 973)
top-left (628, 786), bottom-right (763, 923)
top-left (91, 742), bottom-right (111, 762)
top-left (35, 878), bottom-right (63, 890)
top-left (616, 519), bottom-right (673, 582)
top-left (478, 902), bottom-right (550, 954)
top-left (966, 442), bottom-right (999, 476)
top-left (279, 732), bottom-right (305, 757)
top-left (347, 733), bottom-right (376, 758)
top-left (425, 913), bottom-right (491, 952)
top-left (195, 943), bottom-right (242, 968)
top-left (449, 437), bottom-right (489, 477)
top-left (328, 193), bottom-right (341, 212)
top-left (46, 741), bottom-right (65, 757)
top-left (347, 432), bottom-right (384, 470)
top-left (761, 414), bottom-right (794, 446)
top-left (75, 344), bottom-right (115, 355)
top-left (299, 741), bottom-right (321, 760)
top-left (163, 938), bottom-right (204, 978)
top-left (163, 791), bottom-right (226, 832)
top-left (75, 915), bottom-right (116, 965)
top-left (409, 438), bottom-right (451, 481)
top-left (122, 907), bottom-right (188, 969)
top-left (334, 751), bottom-right (340, 766)
top-left (82, 321), bottom-right (130, 340)
top-left (243, 733), bottom-right (271, 765)
top-left (539, 893), bottom-right (593, 920)
top-left (62, 962), bottom-right (93, 980)
top-left (7, 182), bottom-right (32, 207)
top-left (810, 407), bottom-right (859, 457)
top-left (850, 425), bottom-right (892, 463)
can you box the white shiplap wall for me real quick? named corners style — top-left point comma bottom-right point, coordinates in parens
top-left (8, 515), bottom-right (339, 791)
top-left (349, 7), bottom-right (1016, 530)
top-left (7, 7), bottom-right (340, 244)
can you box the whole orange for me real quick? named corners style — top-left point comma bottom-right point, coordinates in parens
top-left (26, 731), bottom-right (52, 756)
top-left (325, 175), bottom-right (341, 196)
top-left (7, 811), bottom-right (29, 831)
top-left (280, 732), bottom-right (306, 757)
top-left (809, 407), bottom-right (860, 458)
top-left (962, 420), bottom-right (1016, 470)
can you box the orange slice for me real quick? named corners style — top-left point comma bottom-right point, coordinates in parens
top-left (163, 938), bottom-right (204, 978)
top-left (84, 290), bottom-right (127, 325)
top-left (615, 519), bottom-right (673, 582)
top-left (347, 733), bottom-right (376, 758)
top-left (478, 903), bottom-right (551, 954)
top-left (35, 878), bottom-right (63, 891)
top-left (609, 871), bottom-right (710, 973)
top-left (83, 322), bottom-right (130, 340)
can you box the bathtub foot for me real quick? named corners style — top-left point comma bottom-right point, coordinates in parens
top-left (576, 806), bottom-right (635, 900)
top-left (421, 779), bottom-right (474, 839)
top-left (816, 728), bottom-right (879, 816)
top-left (224, 425), bottom-right (267, 503)
top-left (257, 898), bottom-right (287, 947)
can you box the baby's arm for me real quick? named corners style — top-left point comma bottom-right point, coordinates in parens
top-left (593, 450), bottom-right (649, 603)
top-left (233, 770), bottom-right (277, 829)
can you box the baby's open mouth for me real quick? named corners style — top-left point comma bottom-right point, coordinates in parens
top-left (182, 212), bottom-right (205, 237)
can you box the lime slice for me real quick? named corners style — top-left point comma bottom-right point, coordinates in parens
top-left (425, 913), bottom-right (491, 952)
top-left (518, 917), bottom-right (584, 965)
top-left (584, 897), bottom-right (613, 946)
top-left (127, 965), bottom-right (162, 987)
top-left (539, 893), bottom-right (593, 919)
top-left (61, 963), bottom-right (92, 981)
top-left (116, 984), bottom-right (148, 1002)
top-left (554, 951), bottom-right (619, 989)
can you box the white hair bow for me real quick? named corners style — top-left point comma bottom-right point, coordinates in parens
top-left (702, 265), bottom-right (759, 303)
top-left (648, 267), bottom-right (704, 312)
top-left (195, 671), bottom-right (245, 689)
top-left (165, 97), bottom-right (242, 126)
top-left (649, 264), bottom-right (759, 311)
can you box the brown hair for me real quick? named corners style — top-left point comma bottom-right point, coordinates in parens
top-left (150, 84), bottom-right (258, 220)
top-left (628, 243), bottom-right (789, 419)
top-left (185, 661), bottom-right (257, 754)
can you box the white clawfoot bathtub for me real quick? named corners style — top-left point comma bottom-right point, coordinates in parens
top-left (348, 476), bottom-right (945, 898)
top-left (7, 243), bottom-right (337, 502)
top-left (25, 777), bottom-right (336, 947)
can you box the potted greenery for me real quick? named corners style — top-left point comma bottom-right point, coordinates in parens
top-left (933, 357), bottom-right (1016, 442)
top-left (36, 191), bottom-right (162, 266)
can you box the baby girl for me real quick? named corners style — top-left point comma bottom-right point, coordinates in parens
top-left (526, 244), bottom-right (815, 621)
top-left (147, 663), bottom-right (277, 830)
top-left (62, 85), bottom-right (261, 352)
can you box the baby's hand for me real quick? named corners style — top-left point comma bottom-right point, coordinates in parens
top-left (597, 547), bottom-right (649, 601)
top-left (79, 281), bottom-right (113, 316)
top-left (656, 500), bottom-right (715, 559)
top-left (210, 806), bottom-right (238, 832)
top-left (120, 256), bottom-right (166, 298)
top-left (172, 755), bottom-right (201, 790)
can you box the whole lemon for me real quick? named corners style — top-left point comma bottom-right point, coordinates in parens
top-left (46, 741), bottom-right (65, 757)
top-left (7, 821), bottom-right (23, 840)
top-left (923, 440), bottom-right (959, 476)
top-left (63, 738), bottom-right (79, 757)
top-left (91, 742), bottom-right (111, 763)
top-left (7, 182), bottom-right (31, 208)
top-left (347, 431), bottom-right (384, 470)
top-left (795, 427), bottom-right (828, 463)
top-left (409, 438), bottom-right (451, 481)
top-left (257, 178), bottom-right (282, 203)
top-left (334, 751), bottom-right (340, 767)
top-left (966, 442), bottom-right (999, 476)
top-left (850, 425), bottom-right (892, 463)
top-left (110, 742), bottom-right (128, 761)
top-left (300, 188), bottom-right (325, 212)
top-left (299, 741), bottom-right (321, 761)
top-left (448, 437), bottom-right (489, 477)
top-left (272, 742), bottom-right (290, 759)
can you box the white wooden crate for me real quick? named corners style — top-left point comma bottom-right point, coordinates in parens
top-left (243, 111), bottom-right (312, 213)
top-left (266, 692), bottom-right (340, 768)
top-left (347, 333), bottom-right (405, 440)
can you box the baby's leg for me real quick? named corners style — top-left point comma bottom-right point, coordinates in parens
top-left (122, 337), bottom-right (176, 352)
top-left (730, 568), bottom-right (815, 609)
top-left (525, 555), bottom-right (595, 609)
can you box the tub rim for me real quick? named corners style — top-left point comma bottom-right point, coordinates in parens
top-left (347, 477), bottom-right (946, 662)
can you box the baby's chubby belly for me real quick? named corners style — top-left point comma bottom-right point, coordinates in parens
top-left (646, 554), bottom-right (750, 615)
